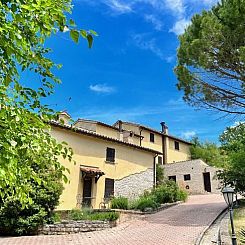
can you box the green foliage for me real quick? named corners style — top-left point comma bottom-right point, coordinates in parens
top-left (220, 123), bottom-right (245, 153)
top-left (89, 212), bottom-right (119, 221)
top-left (52, 213), bottom-right (61, 223)
top-left (217, 123), bottom-right (245, 195)
top-left (129, 181), bottom-right (188, 212)
top-left (156, 164), bottom-right (164, 185)
top-left (240, 228), bottom-right (245, 244)
top-left (190, 137), bottom-right (227, 167)
top-left (0, 168), bottom-right (63, 235)
top-left (132, 195), bottom-right (159, 212)
top-left (111, 196), bottom-right (128, 210)
top-left (68, 209), bottom-right (119, 221)
top-left (176, 189), bottom-right (188, 202)
top-left (175, 0), bottom-right (245, 115)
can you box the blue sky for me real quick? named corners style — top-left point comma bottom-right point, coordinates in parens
top-left (27, 0), bottom-right (236, 142)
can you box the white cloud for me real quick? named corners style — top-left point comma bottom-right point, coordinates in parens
top-left (164, 0), bottom-right (185, 17)
top-left (165, 55), bottom-right (175, 63)
top-left (170, 18), bottom-right (190, 35)
top-left (103, 0), bottom-right (132, 13)
top-left (131, 33), bottom-right (164, 60)
top-left (89, 84), bottom-right (116, 94)
top-left (181, 130), bottom-right (196, 139)
top-left (144, 14), bottom-right (163, 31)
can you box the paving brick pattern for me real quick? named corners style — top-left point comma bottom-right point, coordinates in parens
top-left (1, 194), bottom-right (226, 245)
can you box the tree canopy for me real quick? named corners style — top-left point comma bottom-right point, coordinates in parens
top-left (0, 0), bottom-right (96, 204)
top-left (175, 0), bottom-right (245, 116)
top-left (190, 137), bottom-right (226, 167)
top-left (217, 123), bottom-right (245, 194)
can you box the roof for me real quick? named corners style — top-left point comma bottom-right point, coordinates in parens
top-left (113, 121), bottom-right (192, 145)
top-left (74, 119), bottom-right (142, 138)
top-left (50, 121), bottom-right (162, 155)
top-left (80, 166), bottom-right (105, 176)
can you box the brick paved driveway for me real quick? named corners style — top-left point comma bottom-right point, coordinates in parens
top-left (1, 194), bottom-right (226, 245)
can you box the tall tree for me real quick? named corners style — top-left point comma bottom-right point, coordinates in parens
top-left (175, 0), bottom-right (245, 116)
top-left (0, 0), bottom-right (96, 204)
top-left (217, 123), bottom-right (245, 194)
top-left (190, 137), bottom-right (226, 167)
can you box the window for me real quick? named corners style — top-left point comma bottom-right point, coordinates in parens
top-left (150, 133), bottom-right (155, 143)
top-left (158, 156), bottom-right (162, 164)
top-left (104, 178), bottom-right (114, 198)
top-left (174, 141), bottom-right (180, 150)
top-left (184, 174), bottom-right (191, 181)
top-left (168, 176), bottom-right (176, 182)
top-left (106, 147), bottom-right (115, 163)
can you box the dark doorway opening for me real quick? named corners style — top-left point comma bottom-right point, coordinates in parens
top-left (83, 178), bottom-right (92, 207)
top-left (168, 175), bottom-right (177, 182)
top-left (203, 172), bottom-right (211, 192)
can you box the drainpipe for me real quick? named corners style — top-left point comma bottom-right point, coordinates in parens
top-left (139, 128), bottom-right (143, 146)
top-left (160, 122), bottom-right (168, 165)
top-left (153, 154), bottom-right (158, 189)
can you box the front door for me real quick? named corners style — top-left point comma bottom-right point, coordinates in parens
top-left (83, 178), bottom-right (92, 207)
top-left (203, 172), bottom-right (211, 192)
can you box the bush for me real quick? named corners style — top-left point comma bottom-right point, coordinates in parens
top-left (68, 208), bottom-right (119, 221)
top-left (68, 208), bottom-right (92, 221)
top-left (89, 211), bottom-right (119, 221)
top-left (111, 196), bottom-right (128, 210)
top-left (0, 169), bottom-right (63, 236)
top-left (52, 213), bottom-right (61, 223)
top-left (176, 189), bottom-right (188, 202)
top-left (129, 181), bottom-right (188, 212)
top-left (132, 195), bottom-right (160, 212)
top-left (156, 164), bottom-right (164, 185)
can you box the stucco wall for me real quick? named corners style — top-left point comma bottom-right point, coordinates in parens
top-left (166, 138), bottom-right (191, 163)
top-left (114, 168), bottom-right (153, 199)
top-left (163, 159), bottom-right (221, 194)
top-left (96, 125), bottom-right (120, 139)
top-left (141, 130), bottom-right (162, 152)
top-left (50, 126), bottom-right (155, 210)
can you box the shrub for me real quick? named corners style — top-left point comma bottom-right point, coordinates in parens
top-left (90, 211), bottom-right (119, 221)
top-left (68, 209), bottom-right (119, 221)
top-left (52, 213), bottom-right (61, 223)
top-left (176, 189), bottom-right (188, 202)
top-left (111, 196), bottom-right (128, 210)
top-left (0, 169), bottom-right (63, 236)
top-left (156, 164), bottom-right (164, 185)
top-left (68, 208), bottom-right (92, 221)
top-left (134, 195), bottom-right (159, 212)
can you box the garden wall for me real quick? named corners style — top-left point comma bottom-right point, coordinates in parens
top-left (38, 220), bottom-right (116, 235)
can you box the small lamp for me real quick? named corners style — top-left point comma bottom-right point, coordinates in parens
top-left (222, 186), bottom-right (234, 208)
top-left (222, 186), bottom-right (237, 245)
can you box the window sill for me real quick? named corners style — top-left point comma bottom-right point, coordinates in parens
top-left (105, 161), bottom-right (116, 164)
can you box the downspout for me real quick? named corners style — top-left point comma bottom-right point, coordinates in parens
top-left (153, 154), bottom-right (158, 188)
top-left (139, 128), bottom-right (143, 146)
top-left (160, 122), bottom-right (167, 165)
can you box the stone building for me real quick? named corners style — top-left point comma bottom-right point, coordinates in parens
top-left (163, 159), bottom-right (221, 194)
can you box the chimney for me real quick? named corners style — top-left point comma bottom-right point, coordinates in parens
top-left (160, 122), bottom-right (168, 135)
top-left (118, 120), bottom-right (123, 132)
top-left (58, 111), bottom-right (71, 125)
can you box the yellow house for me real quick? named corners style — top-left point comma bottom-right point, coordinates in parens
top-left (50, 112), bottom-right (161, 210)
top-left (50, 112), bottom-right (192, 210)
top-left (113, 121), bottom-right (192, 164)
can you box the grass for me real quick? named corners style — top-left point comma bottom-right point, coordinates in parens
top-left (230, 199), bottom-right (245, 243)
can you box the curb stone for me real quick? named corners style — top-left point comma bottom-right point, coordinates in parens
top-left (195, 207), bottom-right (228, 245)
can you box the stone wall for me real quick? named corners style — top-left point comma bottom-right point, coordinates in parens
top-left (114, 168), bottom-right (153, 199)
top-left (38, 220), bottom-right (115, 235)
top-left (163, 159), bottom-right (221, 194)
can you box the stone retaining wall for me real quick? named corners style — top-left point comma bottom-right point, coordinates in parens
top-left (38, 220), bottom-right (116, 235)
